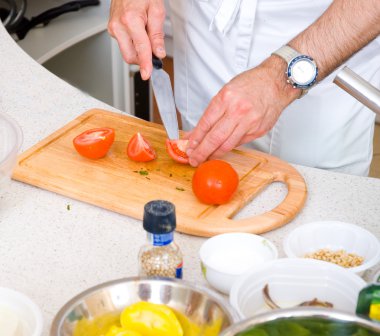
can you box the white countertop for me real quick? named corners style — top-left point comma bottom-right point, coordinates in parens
top-left (1, 22), bottom-right (380, 335)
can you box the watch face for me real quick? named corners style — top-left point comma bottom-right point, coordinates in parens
top-left (288, 56), bottom-right (318, 88)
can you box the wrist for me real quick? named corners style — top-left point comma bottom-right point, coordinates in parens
top-left (262, 55), bottom-right (302, 104)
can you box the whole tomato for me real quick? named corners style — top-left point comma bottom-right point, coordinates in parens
top-left (73, 127), bottom-right (115, 159)
top-left (192, 160), bottom-right (239, 205)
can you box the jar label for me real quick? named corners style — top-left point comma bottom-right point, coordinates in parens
top-left (176, 262), bottom-right (183, 279)
top-left (148, 232), bottom-right (174, 246)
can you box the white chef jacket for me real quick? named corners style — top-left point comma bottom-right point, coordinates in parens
top-left (168, 0), bottom-right (380, 176)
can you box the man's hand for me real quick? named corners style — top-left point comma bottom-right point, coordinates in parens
top-left (186, 57), bottom-right (301, 167)
top-left (108, 0), bottom-right (166, 80)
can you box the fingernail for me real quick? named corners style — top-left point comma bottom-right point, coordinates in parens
top-left (156, 47), bottom-right (166, 56)
top-left (189, 158), bottom-right (198, 167)
top-left (140, 69), bottom-right (148, 80)
top-left (187, 140), bottom-right (198, 149)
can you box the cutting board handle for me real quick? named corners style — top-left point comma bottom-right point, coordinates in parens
top-left (184, 161), bottom-right (307, 237)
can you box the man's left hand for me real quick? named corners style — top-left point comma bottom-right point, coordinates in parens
top-left (186, 56), bottom-right (301, 167)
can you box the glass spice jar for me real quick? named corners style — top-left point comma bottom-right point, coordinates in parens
top-left (138, 200), bottom-right (183, 279)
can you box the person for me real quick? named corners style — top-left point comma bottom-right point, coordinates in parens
top-left (108, 0), bottom-right (380, 176)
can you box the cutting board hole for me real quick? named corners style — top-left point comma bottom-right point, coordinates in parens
top-left (233, 182), bottom-right (288, 220)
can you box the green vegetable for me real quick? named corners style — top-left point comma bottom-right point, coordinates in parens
top-left (237, 318), bottom-right (379, 336)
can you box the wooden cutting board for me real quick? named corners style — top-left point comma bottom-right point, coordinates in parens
top-left (13, 109), bottom-right (307, 237)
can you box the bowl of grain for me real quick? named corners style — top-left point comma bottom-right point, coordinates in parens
top-left (283, 221), bottom-right (380, 275)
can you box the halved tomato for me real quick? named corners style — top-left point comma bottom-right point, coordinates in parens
top-left (73, 127), bottom-right (115, 159)
top-left (127, 132), bottom-right (156, 162)
top-left (166, 139), bottom-right (189, 164)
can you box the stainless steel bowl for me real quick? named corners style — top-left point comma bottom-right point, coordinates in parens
top-left (50, 277), bottom-right (240, 336)
top-left (220, 307), bottom-right (380, 336)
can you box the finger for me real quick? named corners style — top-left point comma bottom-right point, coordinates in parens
top-left (125, 16), bottom-right (152, 80)
top-left (187, 94), bottom-right (226, 152)
top-left (147, 1), bottom-right (166, 58)
top-left (208, 123), bottom-right (248, 159)
top-left (112, 29), bottom-right (138, 64)
top-left (234, 124), bottom-right (269, 150)
top-left (188, 114), bottom-right (238, 167)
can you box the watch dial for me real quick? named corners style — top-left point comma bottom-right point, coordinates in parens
top-left (291, 59), bottom-right (316, 85)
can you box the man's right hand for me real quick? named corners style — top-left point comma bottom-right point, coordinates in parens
top-left (108, 0), bottom-right (166, 80)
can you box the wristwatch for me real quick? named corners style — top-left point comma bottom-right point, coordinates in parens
top-left (272, 45), bottom-right (318, 98)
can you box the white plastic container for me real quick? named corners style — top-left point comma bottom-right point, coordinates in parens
top-left (0, 113), bottom-right (22, 194)
top-left (283, 221), bottom-right (380, 275)
top-left (0, 287), bottom-right (43, 336)
top-left (199, 233), bottom-right (278, 295)
top-left (230, 258), bottom-right (366, 319)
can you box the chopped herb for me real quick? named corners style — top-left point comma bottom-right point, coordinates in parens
top-left (133, 170), bottom-right (138, 173)
top-left (169, 173), bottom-right (173, 177)
top-left (66, 204), bottom-right (71, 211)
top-left (145, 177), bottom-right (151, 180)
top-left (139, 170), bottom-right (149, 176)
top-left (176, 187), bottom-right (185, 191)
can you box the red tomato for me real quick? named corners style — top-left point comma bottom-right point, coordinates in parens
top-left (192, 160), bottom-right (239, 205)
top-left (166, 139), bottom-right (189, 164)
top-left (73, 127), bottom-right (115, 159)
top-left (127, 132), bottom-right (156, 162)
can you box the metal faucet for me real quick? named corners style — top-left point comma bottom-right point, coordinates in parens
top-left (334, 66), bottom-right (380, 115)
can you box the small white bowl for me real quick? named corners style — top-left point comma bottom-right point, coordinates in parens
top-left (283, 221), bottom-right (380, 275)
top-left (199, 233), bottom-right (278, 295)
top-left (0, 287), bottom-right (43, 336)
top-left (230, 258), bottom-right (366, 319)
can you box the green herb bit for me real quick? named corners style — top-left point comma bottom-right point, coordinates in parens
top-left (66, 204), bottom-right (71, 211)
top-left (139, 170), bottom-right (149, 176)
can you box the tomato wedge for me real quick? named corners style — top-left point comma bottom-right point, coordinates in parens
top-left (73, 127), bottom-right (115, 159)
top-left (127, 132), bottom-right (156, 162)
top-left (166, 139), bottom-right (189, 164)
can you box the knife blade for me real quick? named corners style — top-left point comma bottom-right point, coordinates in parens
top-left (151, 56), bottom-right (179, 140)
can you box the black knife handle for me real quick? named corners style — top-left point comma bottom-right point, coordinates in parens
top-left (152, 54), bottom-right (163, 69)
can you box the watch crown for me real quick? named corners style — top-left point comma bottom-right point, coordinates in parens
top-left (286, 79), bottom-right (290, 84)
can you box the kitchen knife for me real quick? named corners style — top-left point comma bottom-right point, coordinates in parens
top-left (151, 55), bottom-right (179, 140)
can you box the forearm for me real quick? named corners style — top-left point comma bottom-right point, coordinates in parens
top-left (288, 0), bottom-right (380, 80)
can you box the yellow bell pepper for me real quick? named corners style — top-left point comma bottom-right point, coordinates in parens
top-left (73, 313), bottom-right (120, 336)
top-left (120, 302), bottom-right (183, 336)
top-left (105, 325), bottom-right (143, 336)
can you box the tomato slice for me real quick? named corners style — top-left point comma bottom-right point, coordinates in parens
top-left (166, 139), bottom-right (189, 164)
top-left (127, 132), bottom-right (157, 162)
top-left (73, 127), bottom-right (115, 159)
